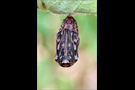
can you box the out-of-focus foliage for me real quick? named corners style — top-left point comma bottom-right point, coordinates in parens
top-left (37, 8), bottom-right (97, 90)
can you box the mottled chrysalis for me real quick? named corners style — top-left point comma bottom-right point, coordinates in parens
top-left (55, 15), bottom-right (80, 67)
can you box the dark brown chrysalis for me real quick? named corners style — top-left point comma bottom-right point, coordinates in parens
top-left (55, 15), bottom-right (80, 67)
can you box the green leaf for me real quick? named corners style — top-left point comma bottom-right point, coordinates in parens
top-left (37, 0), bottom-right (97, 15)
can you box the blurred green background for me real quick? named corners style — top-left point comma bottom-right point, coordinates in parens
top-left (37, 9), bottom-right (97, 90)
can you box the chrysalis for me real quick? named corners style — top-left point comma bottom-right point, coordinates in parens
top-left (55, 15), bottom-right (80, 67)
